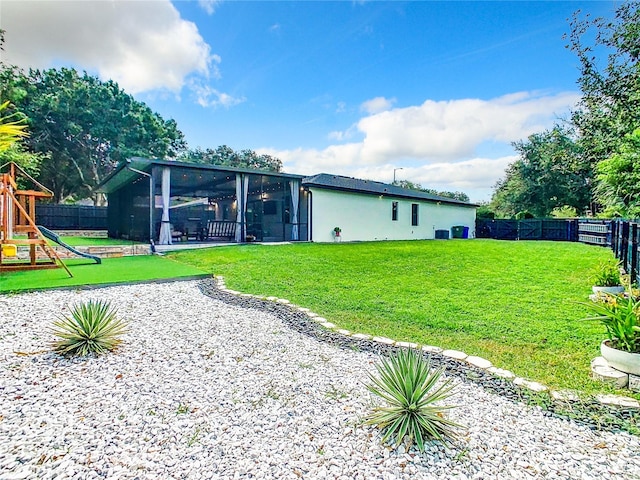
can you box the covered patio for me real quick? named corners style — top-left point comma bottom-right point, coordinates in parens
top-left (99, 158), bottom-right (309, 245)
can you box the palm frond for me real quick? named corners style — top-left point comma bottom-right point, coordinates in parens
top-left (0, 101), bottom-right (28, 152)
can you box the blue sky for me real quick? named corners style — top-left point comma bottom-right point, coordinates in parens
top-left (1, 1), bottom-right (615, 202)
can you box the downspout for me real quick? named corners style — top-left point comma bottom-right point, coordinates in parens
top-left (125, 164), bottom-right (153, 244)
top-left (308, 189), bottom-right (313, 242)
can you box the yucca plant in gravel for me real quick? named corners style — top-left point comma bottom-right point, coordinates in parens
top-left (365, 348), bottom-right (462, 451)
top-left (52, 300), bottom-right (127, 356)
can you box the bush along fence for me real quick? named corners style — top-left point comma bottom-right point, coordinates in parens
top-left (35, 204), bottom-right (108, 230)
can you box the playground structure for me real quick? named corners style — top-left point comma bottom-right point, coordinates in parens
top-left (0, 162), bottom-right (72, 276)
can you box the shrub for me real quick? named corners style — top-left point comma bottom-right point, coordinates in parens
top-left (365, 348), bottom-right (461, 451)
top-left (475, 205), bottom-right (495, 219)
top-left (515, 210), bottom-right (534, 220)
top-left (550, 205), bottom-right (578, 218)
top-left (51, 299), bottom-right (127, 356)
top-left (583, 290), bottom-right (640, 353)
top-left (592, 260), bottom-right (621, 287)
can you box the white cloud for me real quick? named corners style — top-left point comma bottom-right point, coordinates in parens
top-left (328, 124), bottom-right (358, 142)
top-left (257, 146), bottom-right (516, 202)
top-left (320, 91), bottom-right (578, 166)
top-left (191, 81), bottom-right (246, 108)
top-left (360, 96), bottom-right (396, 114)
top-left (0, 0), bottom-right (213, 95)
top-left (258, 90), bottom-right (578, 202)
top-left (397, 156), bottom-right (516, 191)
top-left (258, 144), bottom-right (365, 176)
top-left (210, 54), bottom-right (223, 80)
top-left (198, 0), bottom-right (221, 15)
top-left (356, 91), bottom-right (579, 164)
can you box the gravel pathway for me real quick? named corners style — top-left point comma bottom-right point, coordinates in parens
top-left (1, 280), bottom-right (640, 479)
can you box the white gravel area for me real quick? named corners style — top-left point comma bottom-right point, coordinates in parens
top-left (1, 280), bottom-right (640, 480)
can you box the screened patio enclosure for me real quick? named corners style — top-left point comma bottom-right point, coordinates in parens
top-left (100, 158), bottom-right (308, 244)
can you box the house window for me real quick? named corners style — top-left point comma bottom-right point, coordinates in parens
top-left (392, 201), bottom-right (398, 221)
top-left (411, 203), bottom-right (419, 226)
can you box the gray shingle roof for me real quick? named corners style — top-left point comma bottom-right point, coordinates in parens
top-left (302, 173), bottom-right (476, 207)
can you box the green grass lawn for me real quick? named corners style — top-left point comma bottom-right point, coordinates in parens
top-left (169, 239), bottom-right (628, 397)
top-left (0, 255), bottom-right (207, 292)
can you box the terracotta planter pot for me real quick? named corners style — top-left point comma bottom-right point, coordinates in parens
top-left (600, 339), bottom-right (640, 375)
top-left (592, 285), bottom-right (625, 295)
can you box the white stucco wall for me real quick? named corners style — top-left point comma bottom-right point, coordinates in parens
top-left (309, 188), bottom-right (476, 243)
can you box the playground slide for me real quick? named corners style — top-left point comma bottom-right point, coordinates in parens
top-left (37, 226), bottom-right (102, 264)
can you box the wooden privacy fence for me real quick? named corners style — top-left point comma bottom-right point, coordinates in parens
top-left (476, 219), bottom-right (579, 241)
top-left (610, 220), bottom-right (640, 286)
top-left (35, 204), bottom-right (108, 230)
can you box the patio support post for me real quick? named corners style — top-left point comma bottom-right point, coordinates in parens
top-left (234, 174), bottom-right (249, 243)
top-left (290, 180), bottom-right (300, 241)
top-left (235, 174), bottom-right (243, 242)
top-left (158, 167), bottom-right (172, 245)
top-left (243, 176), bottom-right (248, 241)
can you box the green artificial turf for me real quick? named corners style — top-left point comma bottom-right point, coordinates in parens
top-left (0, 255), bottom-right (207, 292)
top-left (169, 239), bottom-right (630, 397)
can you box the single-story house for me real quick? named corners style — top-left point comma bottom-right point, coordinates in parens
top-left (304, 174), bottom-right (476, 242)
top-left (98, 158), bottom-right (476, 245)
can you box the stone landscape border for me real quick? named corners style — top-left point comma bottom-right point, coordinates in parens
top-left (204, 275), bottom-right (640, 432)
top-left (13, 244), bottom-right (150, 260)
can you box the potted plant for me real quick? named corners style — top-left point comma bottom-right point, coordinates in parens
top-left (333, 226), bottom-right (341, 237)
top-left (583, 285), bottom-right (640, 375)
top-left (591, 260), bottom-right (624, 294)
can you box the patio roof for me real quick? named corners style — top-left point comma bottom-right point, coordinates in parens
top-left (98, 157), bottom-right (306, 194)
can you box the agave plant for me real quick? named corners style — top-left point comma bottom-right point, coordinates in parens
top-left (365, 348), bottom-right (462, 452)
top-left (52, 300), bottom-right (127, 356)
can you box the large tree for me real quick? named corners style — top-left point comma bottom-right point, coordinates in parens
top-left (491, 127), bottom-right (590, 218)
top-left (180, 145), bottom-right (283, 172)
top-left (392, 180), bottom-right (470, 203)
top-left (0, 67), bottom-right (186, 204)
top-left (595, 128), bottom-right (640, 217)
top-left (565, 2), bottom-right (640, 216)
top-left (490, 2), bottom-right (640, 217)
top-left (567, 2), bottom-right (640, 171)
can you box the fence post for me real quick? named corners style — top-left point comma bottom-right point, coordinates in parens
top-left (631, 223), bottom-right (639, 281)
top-left (621, 221), bottom-right (630, 272)
top-left (636, 224), bottom-right (640, 287)
top-left (569, 219), bottom-right (578, 242)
